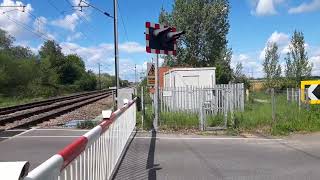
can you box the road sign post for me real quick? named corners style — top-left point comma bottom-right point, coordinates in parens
top-left (147, 63), bottom-right (155, 86)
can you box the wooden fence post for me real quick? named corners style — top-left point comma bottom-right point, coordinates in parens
top-left (271, 88), bottom-right (276, 123)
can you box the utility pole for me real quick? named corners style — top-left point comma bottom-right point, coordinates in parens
top-left (98, 63), bottom-right (102, 90)
top-left (154, 54), bottom-right (159, 130)
top-left (135, 64), bottom-right (137, 85)
top-left (113, 0), bottom-right (119, 109)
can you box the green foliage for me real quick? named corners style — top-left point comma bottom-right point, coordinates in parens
top-left (263, 42), bottom-right (282, 89)
top-left (76, 120), bottom-right (98, 129)
top-left (0, 52), bottom-right (40, 96)
top-left (75, 70), bottom-right (97, 91)
top-left (136, 104), bottom-right (154, 130)
top-left (60, 55), bottom-right (86, 84)
top-left (285, 30), bottom-right (313, 86)
top-left (97, 73), bottom-right (130, 90)
top-left (0, 96), bottom-right (44, 108)
top-left (0, 29), bottom-right (14, 49)
top-left (235, 92), bottom-right (320, 136)
top-left (233, 62), bottom-right (250, 89)
top-left (160, 112), bottom-right (199, 130)
top-left (159, 0), bottom-right (233, 83)
top-left (0, 28), bottom-right (98, 103)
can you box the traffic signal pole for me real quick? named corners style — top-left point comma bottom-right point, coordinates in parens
top-left (154, 54), bottom-right (159, 130)
top-left (113, 0), bottom-right (119, 109)
top-left (145, 22), bottom-right (185, 131)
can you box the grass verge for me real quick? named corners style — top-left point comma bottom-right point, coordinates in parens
top-left (235, 92), bottom-right (320, 136)
top-left (0, 96), bottom-right (45, 108)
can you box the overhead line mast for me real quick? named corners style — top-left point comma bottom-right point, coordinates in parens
top-left (75, 0), bottom-right (119, 109)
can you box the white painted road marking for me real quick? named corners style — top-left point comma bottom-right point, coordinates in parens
top-left (34, 129), bottom-right (89, 132)
top-left (134, 137), bottom-right (283, 141)
top-left (0, 136), bottom-right (80, 138)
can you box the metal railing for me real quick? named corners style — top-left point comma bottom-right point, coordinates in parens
top-left (24, 98), bottom-right (137, 180)
top-left (160, 84), bottom-right (245, 114)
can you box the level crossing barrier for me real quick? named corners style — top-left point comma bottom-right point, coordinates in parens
top-left (22, 98), bottom-right (137, 180)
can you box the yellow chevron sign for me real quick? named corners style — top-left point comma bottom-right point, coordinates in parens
top-left (301, 80), bottom-right (320, 104)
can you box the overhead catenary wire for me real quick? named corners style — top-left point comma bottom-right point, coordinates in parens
top-left (0, 8), bottom-right (80, 53)
top-left (63, 0), bottom-right (102, 42)
top-left (1, 11), bottom-right (53, 42)
top-left (78, 0), bottom-right (113, 18)
top-left (46, 0), bottom-right (95, 43)
top-left (117, 0), bottom-right (129, 42)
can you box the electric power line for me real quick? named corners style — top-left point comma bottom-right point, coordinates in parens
top-left (1, 9), bottom-right (80, 53)
top-left (116, 0), bottom-right (129, 42)
top-left (46, 0), bottom-right (94, 42)
top-left (78, 0), bottom-right (113, 18)
top-left (1, 11), bottom-right (53, 42)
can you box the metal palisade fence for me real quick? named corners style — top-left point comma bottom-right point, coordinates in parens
top-left (159, 83), bottom-right (245, 130)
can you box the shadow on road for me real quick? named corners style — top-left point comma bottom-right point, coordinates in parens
top-left (112, 130), bottom-right (161, 180)
top-left (147, 130), bottom-right (161, 180)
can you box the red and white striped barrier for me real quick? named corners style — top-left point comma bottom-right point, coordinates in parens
top-left (24, 98), bottom-right (137, 180)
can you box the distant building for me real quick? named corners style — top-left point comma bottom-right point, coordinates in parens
top-left (164, 67), bottom-right (216, 88)
top-left (250, 80), bottom-right (265, 91)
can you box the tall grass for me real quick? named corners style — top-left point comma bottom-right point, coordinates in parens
top-left (160, 112), bottom-right (198, 130)
top-left (0, 96), bottom-right (45, 108)
top-left (235, 92), bottom-right (320, 135)
top-left (136, 104), bottom-right (154, 130)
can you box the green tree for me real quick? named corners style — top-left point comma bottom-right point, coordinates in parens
top-left (159, 0), bottom-right (232, 83)
top-left (99, 73), bottom-right (116, 89)
top-left (263, 42), bottom-right (282, 88)
top-left (39, 40), bottom-right (65, 71)
top-left (60, 54), bottom-right (86, 84)
top-left (0, 52), bottom-right (39, 96)
top-left (0, 29), bottom-right (14, 50)
top-left (75, 70), bottom-right (97, 91)
top-left (285, 31), bottom-right (312, 85)
top-left (233, 62), bottom-right (250, 89)
top-left (234, 62), bottom-right (244, 80)
top-left (9, 46), bottom-right (34, 59)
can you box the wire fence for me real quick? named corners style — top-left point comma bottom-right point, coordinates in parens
top-left (236, 88), bottom-right (317, 135)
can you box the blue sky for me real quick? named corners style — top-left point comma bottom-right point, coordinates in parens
top-left (1, 0), bottom-right (320, 81)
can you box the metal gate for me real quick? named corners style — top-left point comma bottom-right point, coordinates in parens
top-left (159, 84), bottom-right (244, 131)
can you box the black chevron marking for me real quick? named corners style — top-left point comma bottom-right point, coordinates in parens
top-left (312, 85), bottom-right (320, 100)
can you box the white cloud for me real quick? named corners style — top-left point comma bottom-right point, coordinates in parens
top-left (51, 13), bottom-right (79, 31)
top-left (72, 0), bottom-right (88, 6)
top-left (33, 16), bottom-right (55, 40)
top-left (251, 0), bottom-right (285, 16)
top-left (66, 32), bottom-right (82, 41)
top-left (267, 31), bottom-right (289, 45)
top-left (0, 0), bottom-right (33, 37)
top-left (259, 31), bottom-right (290, 60)
top-left (289, 0), bottom-right (320, 14)
top-left (281, 45), bottom-right (290, 54)
top-left (255, 0), bottom-right (277, 15)
top-left (119, 42), bottom-right (145, 53)
top-left (310, 55), bottom-right (320, 75)
top-left (232, 53), bottom-right (264, 78)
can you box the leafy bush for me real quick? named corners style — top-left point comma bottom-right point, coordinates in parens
top-left (76, 121), bottom-right (97, 129)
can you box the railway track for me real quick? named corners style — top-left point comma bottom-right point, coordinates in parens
top-left (0, 90), bottom-right (114, 130)
top-left (0, 90), bottom-right (108, 116)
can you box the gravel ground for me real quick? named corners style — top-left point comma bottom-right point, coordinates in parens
top-left (37, 96), bottom-right (113, 128)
